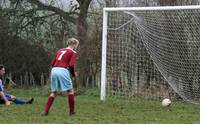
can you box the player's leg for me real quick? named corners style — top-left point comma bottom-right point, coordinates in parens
top-left (59, 68), bottom-right (75, 115)
top-left (67, 89), bottom-right (75, 115)
top-left (13, 98), bottom-right (26, 104)
top-left (43, 92), bottom-right (57, 115)
top-left (26, 98), bottom-right (34, 104)
top-left (3, 93), bottom-right (34, 104)
top-left (4, 93), bottom-right (24, 104)
top-left (43, 68), bottom-right (59, 116)
top-left (13, 98), bottom-right (34, 104)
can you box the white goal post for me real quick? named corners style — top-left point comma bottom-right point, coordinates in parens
top-left (101, 5), bottom-right (200, 103)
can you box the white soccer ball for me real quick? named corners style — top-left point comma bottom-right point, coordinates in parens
top-left (162, 98), bottom-right (171, 107)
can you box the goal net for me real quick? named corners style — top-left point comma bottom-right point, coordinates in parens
top-left (101, 6), bottom-right (200, 104)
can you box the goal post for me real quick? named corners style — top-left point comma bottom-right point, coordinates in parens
top-left (101, 5), bottom-right (200, 103)
top-left (101, 9), bottom-right (108, 101)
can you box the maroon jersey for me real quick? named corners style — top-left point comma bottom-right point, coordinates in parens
top-left (51, 48), bottom-right (77, 76)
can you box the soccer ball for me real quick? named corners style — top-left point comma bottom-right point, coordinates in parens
top-left (161, 98), bottom-right (171, 107)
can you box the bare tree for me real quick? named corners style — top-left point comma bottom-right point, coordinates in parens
top-left (23, 0), bottom-right (93, 86)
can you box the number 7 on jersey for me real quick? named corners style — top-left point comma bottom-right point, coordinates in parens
top-left (58, 50), bottom-right (66, 60)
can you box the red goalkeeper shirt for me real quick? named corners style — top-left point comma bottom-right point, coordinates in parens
top-left (51, 47), bottom-right (77, 76)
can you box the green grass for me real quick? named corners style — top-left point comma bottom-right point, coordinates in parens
top-left (0, 88), bottom-right (200, 124)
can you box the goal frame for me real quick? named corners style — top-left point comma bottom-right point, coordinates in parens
top-left (100, 5), bottom-right (200, 101)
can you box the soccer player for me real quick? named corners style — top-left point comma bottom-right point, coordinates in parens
top-left (0, 65), bottom-right (34, 105)
top-left (43, 37), bottom-right (79, 116)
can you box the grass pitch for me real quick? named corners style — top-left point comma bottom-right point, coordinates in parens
top-left (0, 88), bottom-right (200, 124)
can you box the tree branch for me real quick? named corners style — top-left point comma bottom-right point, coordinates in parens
top-left (14, 0), bottom-right (21, 9)
top-left (20, 13), bottom-right (57, 30)
top-left (79, 0), bottom-right (92, 17)
top-left (76, 0), bottom-right (83, 5)
top-left (26, 0), bottom-right (77, 24)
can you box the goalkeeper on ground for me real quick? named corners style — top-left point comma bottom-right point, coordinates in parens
top-left (0, 64), bottom-right (34, 105)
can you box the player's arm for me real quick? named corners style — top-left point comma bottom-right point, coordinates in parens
top-left (49, 53), bottom-right (57, 73)
top-left (51, 54), bottom-right (57, 67)
top-left (69, 53), bottom-right (77, 77)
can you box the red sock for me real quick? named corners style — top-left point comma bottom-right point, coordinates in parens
top-left (68, 93), bottom-right (75, 113)
top-left (44, 95), bottom-right (54, 113)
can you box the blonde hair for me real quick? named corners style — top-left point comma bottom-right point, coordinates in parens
top-left (67, 37), bottom-right (79, 46)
